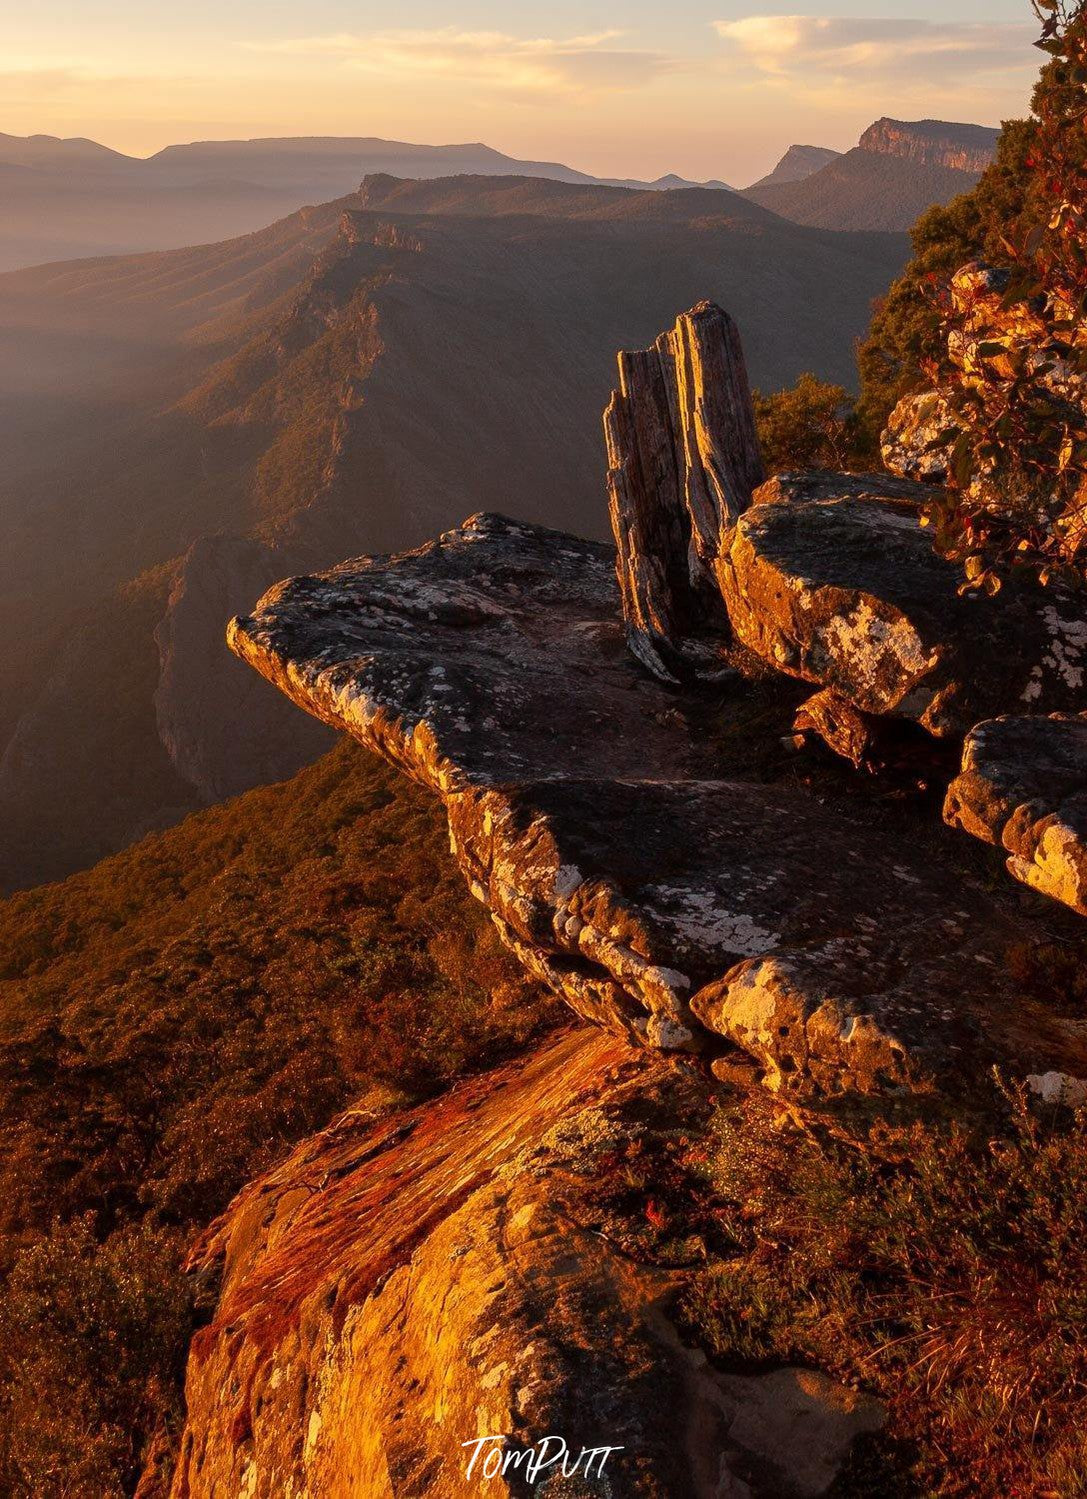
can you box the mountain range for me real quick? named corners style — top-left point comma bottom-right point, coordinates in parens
top-left (0, 115), bottom-right (997, 271)
top-left (0, 131), bottom-right (730, 271)
top-left (0, 170), bottom-right (908, 890)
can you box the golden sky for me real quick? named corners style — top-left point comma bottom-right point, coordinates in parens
top-left (1, 4), bottom-right (1042, 183)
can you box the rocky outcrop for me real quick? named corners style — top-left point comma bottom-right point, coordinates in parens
top-left (171, 1030), bottom-right (883, 1499)
top-left (719, 472), bottom-right (1087, 738)
top-left (228, 510), bottom-right (1087, 1097)
top-left (879, 388), bottom-right (955, 484)
top-left (742, 119), bottom-right (994, 233)
top-left (946, 713), bottom-right (1087, 914)
top-left (604, 301), bottom-right (763, 681)
top-left (883, 262), bottom-right (1087, 488)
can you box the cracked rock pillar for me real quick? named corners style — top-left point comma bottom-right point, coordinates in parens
top-left (604, 300), bottom-right (764, 682)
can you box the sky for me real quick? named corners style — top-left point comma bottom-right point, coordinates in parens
top-left (0, 1), bottom-right (1044, 184)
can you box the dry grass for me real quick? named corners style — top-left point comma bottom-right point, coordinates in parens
top-left (676, 1083), bottom-right (1087, 1496)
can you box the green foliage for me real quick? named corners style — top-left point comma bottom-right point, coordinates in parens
top-left (677, 1087), bottom-right (1087, 1495)
top-left (0, 740), bottom-right (556, 1492)
top-left (856, 117), bottom-right (1038, 443)
top-left (753, 373), bottom-right (863, 472)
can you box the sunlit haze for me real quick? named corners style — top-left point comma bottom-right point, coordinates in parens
top-left (2, 0), bottom-right (1041, 182)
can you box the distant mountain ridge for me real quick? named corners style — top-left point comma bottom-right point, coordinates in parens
top-left (743, 116), bottom-right (1000, 231)
top-left (0, 130), bottom-right (733, 270)
top-left (748, 144), bottom-right (841, 190)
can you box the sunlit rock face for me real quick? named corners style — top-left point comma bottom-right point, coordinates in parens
top-left (170, 1031), bottom-right (883, 1499)
top-left (946, 713), bottom-right (1087, 915)
top-left (882, 262), bottom-right (1087, 495)
top-left (857, 119), bottom-right (999, 175)
top-left (719, 473), bottom-right (1087, 738)
top-left (227, 509), bottom-right (1087, 1098)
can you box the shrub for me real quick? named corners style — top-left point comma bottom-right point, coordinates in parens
top-left (0, 1218), bottom-right (190, 1497)
top-left (677, 1085), bottom-right (1087, 1496)
top-left (753, 373), bottom-right (863, 472)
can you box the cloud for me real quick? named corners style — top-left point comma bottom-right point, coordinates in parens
top-left (252, 27), bottom-right (672, 97)
top-left (713, 15), bottom-right (1035, 81)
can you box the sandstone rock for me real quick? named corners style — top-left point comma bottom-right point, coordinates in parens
top-left (1027, 1069), bottom-right (1087, 1107)
top-left (857, 119), bottom-right (999, 175)
top-left (228, 512), bottom-right (1087, 1096)
top-left (718, 474), bottom-right (1087, 737)
top-left (792, 689), bottom-right (882, 771)
top-left (604, 301), bottom-right (763, 681)
top-left (170, 1031), bottom-right (883, 1498)
top-left (880, 389), bottom-right (954, 483)
top-left (945, 713), bottom-right (1087, 915)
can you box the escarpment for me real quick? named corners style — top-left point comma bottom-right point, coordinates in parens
top-left (225, 303), bottom-right (1087, 1102)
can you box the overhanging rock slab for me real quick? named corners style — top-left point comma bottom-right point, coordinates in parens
top-left (229, 513), bottom-right (1087, 1097)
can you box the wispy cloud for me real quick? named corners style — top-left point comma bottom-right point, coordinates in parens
top-left (713, 15), bottom-right (1034, 82)
top-left (251, 27), bottom-right (672, 97)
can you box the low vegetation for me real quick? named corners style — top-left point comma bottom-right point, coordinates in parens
top-left (674, 1084), bottom-right (1087, 1497)
top-left (0, 739), bottom-right (556, 1495)
top-left (753, 373), bottom-right (864, 472)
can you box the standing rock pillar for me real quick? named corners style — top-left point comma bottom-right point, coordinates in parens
top-left (604, 301), bottom-right (764, 681)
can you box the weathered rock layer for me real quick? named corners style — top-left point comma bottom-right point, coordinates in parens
top-left (720, 473), bottom-right (1087, 737)
top-left (946, 712), bottom-right (1087, 914)
top-left (228, 512), bottom-right (1087, 1096)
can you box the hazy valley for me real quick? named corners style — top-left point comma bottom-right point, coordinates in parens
top-left (0, 167), bottom-right (910, 889)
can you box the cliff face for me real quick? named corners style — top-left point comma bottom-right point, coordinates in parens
top-left (857, 117), bottom-right (1001, 174)
top-left (743, 116), bottom-right (998, 231)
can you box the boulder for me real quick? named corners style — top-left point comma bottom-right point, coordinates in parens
top-left (604, 301), bottom-right (763, 681)
top-left (945, 713), bottom-right (1087, 915)
top-left (171, 1031), bottom-right (883, 1499)
top-left (880, 389), bottom-right (954, 484)
top-left (792, 689), bottom-right (883, 771)
top-left (718, 473), bottom-right (1087, 738)
top-left (228, 512), bottom-right (1087, 1096)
